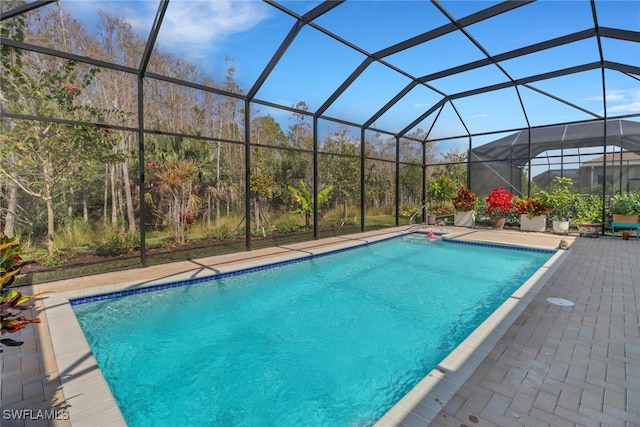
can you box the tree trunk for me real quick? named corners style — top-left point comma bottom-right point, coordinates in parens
top-left (46, 195), bottom-right (55, 256)
top-left (254, 198), bottom-right (260, 231)
top-left (110, 164), bottom-right (117, 226)
top-left (121, 160), bottom-right (136, 232)
top-left (103, 165), bottom-right (109, 224)
top-left (83, 187), bottom-right (89, 222)
top-left (3, 179), bottom-right (18, 237)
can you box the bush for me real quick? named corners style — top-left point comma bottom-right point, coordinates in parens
top-left (275, 219), bottom-right (301, 233)
top-left (96, 231), bottom-right (139, 256)
top-left (209, 224), bottom-right (235, 241)
top-left (571, 194), bottom-right (603, 224)
top-left (399, 205), bottom-right (420, 219)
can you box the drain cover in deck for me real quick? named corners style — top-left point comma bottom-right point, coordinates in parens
top-left (546, 297), bottom-right (575, 307)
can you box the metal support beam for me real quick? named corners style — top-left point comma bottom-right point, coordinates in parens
top-left (137, 76), bottom-right (147, 267)
top-left (245, 100), bottom-right (252, 250)
top-left (313, 116), bottom-right (319, 239)
top-left (139, 0), bottom-right (169, 76)
top-left (360, 127), bottom-right (366, 232)
top-left (0, 0), bottom-right (55, 21)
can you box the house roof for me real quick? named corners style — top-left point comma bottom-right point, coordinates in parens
top-left (581, 150), bottom-right (640, 165)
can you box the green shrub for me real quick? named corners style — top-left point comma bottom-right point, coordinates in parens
top-left (209, 224), bottom-right (234, 241)
top-left (571, 194), bottom-right (604, 224)
top-left (399, 205), bottom-right (420, 218)
top-left (275, 219), bottom-right (301, 233)
top-left (96, 231), bottom-right (139, 256)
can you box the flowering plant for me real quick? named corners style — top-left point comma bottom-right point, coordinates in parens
top-left (485, 187), bottom-right (515, 217)
top-left (451, 186), bottom-right (477, 211)
top-left (514, 197), bottom-right (552, 219)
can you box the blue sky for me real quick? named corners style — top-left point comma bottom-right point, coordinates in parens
top-left (56, 0), bottom-right (639, 143)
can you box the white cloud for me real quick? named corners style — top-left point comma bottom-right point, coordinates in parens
top-left (604, 89), bottom-right (629, 102)
top-left (605, 88), bottom-right (640, 114)
top-left (468, 113), bottom-right (488, 119)
top-left (607, 100), bottom-right (640, 114)
top-left (68, 1), bottom-right (271, 60)
top-left (584, 88), bottom-right (636, 103)
top-left (148, 0), bottom-right (271, 52)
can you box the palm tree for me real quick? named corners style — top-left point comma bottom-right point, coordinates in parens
top-left (288, 179), bottom-right (333, 229)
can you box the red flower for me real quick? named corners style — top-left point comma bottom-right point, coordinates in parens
top-left (485, 187), bottom-right (515, 217)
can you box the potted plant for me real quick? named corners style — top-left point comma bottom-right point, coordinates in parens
top-left (572, 194), bottom-right (604, 236)
top-left (485, 187), bottom-right (515, 229)
top-left (539, 177), bottom-right (573, 234)
top-left (451, 185), bottom-right (476, 227)
top-left (514, 195), bottom-right (552, 232)
top-left (609, 191), bottom-right (640, 224)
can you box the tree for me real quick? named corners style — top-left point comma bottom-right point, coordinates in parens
top-left (400, 161), bottom-right (422, 206)
top-left (320, 125), bottom-right (360, 219)
top-left (151, 158), bottom-right (202, 245)
top-left (0, 59), bottom-right (122, 256)
top-left (0, 0), bottom-right (26, 238)
top-left (249, 147), bottom-right (274, 231)
top-left (288, 179), bottom-right (333, 228)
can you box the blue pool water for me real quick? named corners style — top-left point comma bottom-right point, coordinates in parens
top-left (73, 235), bottom-right (553, 427)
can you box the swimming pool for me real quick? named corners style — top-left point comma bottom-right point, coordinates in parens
top-left (72, 234), bottom-right (553, 426)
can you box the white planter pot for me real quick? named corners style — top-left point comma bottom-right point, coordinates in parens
top-left (520, 214), bottom-right (546, 232)
top-left (552, 220), bottom-right (570, 235)
top-left (454, 211), bottom-right (475, 227)
top-left (427, 214), bottom-right (437, 225)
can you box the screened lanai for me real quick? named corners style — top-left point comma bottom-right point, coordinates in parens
top-left (470, 118), bottom-right (640, 195)
top-left (1, 0), bottom-right (639, 279)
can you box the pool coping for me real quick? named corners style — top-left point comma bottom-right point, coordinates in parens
top-left (40, 228), bottom-right (570, 426)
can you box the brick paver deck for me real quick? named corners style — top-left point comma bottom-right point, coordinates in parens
top-left (428, 235), bottom-right (640, 427)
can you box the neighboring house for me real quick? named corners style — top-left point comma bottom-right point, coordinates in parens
top-left (532, 169), bottom-right (580, 191)
top-left (577, 151), bottom-right (640, 193)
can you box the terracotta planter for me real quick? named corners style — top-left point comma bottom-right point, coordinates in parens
top-left (520, 214), bottom-right (546, 232)
top-left (490, 217), bottom-right (505, 229)
top-left (454, 211), bottom-right (475, 227)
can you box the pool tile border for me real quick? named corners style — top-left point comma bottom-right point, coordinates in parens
top-left (68, 233), bottom-right (398, 305)
top-left (69, 232), bottom-right (554, 306)
top-left (441, 236), bottom-right (556, 253)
